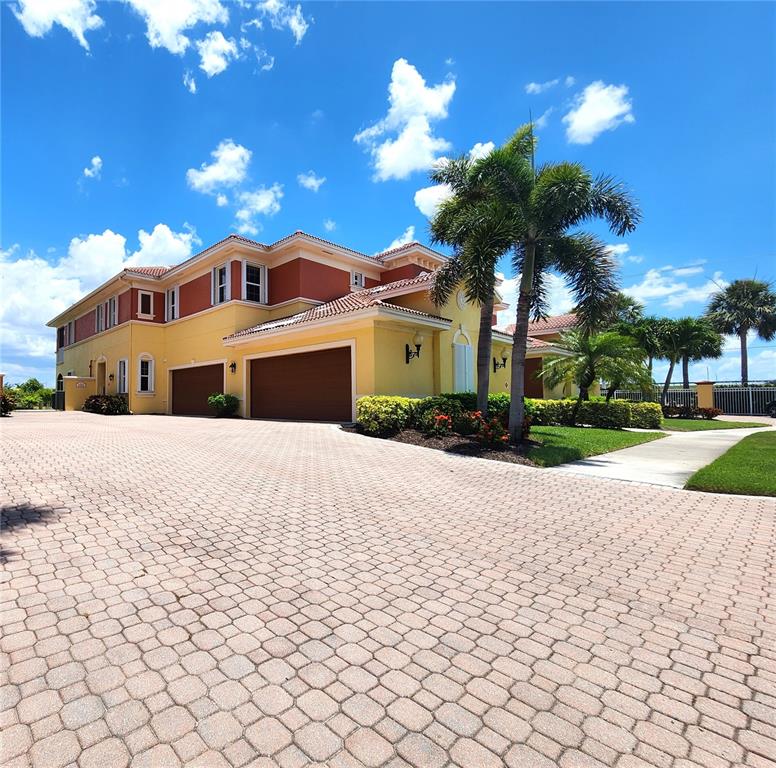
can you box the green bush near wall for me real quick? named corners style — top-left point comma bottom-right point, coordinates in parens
top-left (629, 402), bottom-right (663, 429)
top-left (356, 396), bottom-right (419, 436)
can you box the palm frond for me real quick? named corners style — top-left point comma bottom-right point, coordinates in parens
top-left (429, 255), bottom-right (464, 306)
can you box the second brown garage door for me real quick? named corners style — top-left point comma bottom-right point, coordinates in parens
top-left (250, 347), bottom-right (352, 421)
top-left (171, 364), bottom-right (224, 416)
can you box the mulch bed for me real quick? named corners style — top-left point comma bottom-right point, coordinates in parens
top-left (345, 426), bottom-right (538, 466)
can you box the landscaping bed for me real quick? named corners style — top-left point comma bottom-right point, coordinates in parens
top-left (663, 418), bottom-right (768, 432)
top-left (685, 431), bottom-right (776, 496)
top-left (390, 428), bottom-right (537, 465)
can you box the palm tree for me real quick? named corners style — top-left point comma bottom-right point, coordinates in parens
top-left (476, 125), bottom-right (641, 442)
top-left (706, 279), bottom-right (776, 385)
top-left (428, 156), bottom-right (513, 415)
top-left (675, 318), bottom-right (723, 388)
top-left (541, 330), bottom-right (651, 405)
top-left (600, 292), bottom-right (644, 328)
top-left (618, 315), bottom-right (668, 378)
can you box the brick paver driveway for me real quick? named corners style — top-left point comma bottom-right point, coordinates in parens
top-left (2, 412), bottom-right (774, 768)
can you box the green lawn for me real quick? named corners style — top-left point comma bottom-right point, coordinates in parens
top-left (527, 426), bottom-right (665, 467)
top-left (663, 418), bottom-right (769, 432)
top-left (685, 431), bottom-right (776, 496)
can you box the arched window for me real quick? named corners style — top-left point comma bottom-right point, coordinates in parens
top-left (452, 329), bottom-right (474, 393)
top-left (137, 354), bottom-right (154, 393)
top-left (56, 374), bottom-right (64, 392)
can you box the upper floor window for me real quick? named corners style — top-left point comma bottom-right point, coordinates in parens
top-left (213, 264), bottom-right (229, 305)
top-left (108, 296), bottom-right (118, 328)
top-left (138, 355), bottom-right (154, 393)
top-left (351, 271), bottom-right (365, 288)
top-left (138, 290), bottom-right (153, 319)
top-left (243, 263), bottom-right (266, 303)
top-left (96, 303), bottom-right (105, 332)
top-left (166, 286), bottom-right (179, 321)
top-left (67, 321), bottom-right (74, 346)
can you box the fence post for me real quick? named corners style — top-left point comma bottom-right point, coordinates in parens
top-left (696, 381), bottom-right (714, 410)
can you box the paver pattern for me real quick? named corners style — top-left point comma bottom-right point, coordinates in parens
top-left (1, 411), bottom-right (775, 768)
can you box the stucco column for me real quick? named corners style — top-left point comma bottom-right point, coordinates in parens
top-left (696, 381), bottom-right (715, 409)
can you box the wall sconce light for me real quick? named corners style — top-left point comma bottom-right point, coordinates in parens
top-left (108, 373), bottom-right (115, 382)
top-left (229, 361), bottom-right (237, 374)
top-left (493, 353), bottom-right (508, 372)
top-left (405, 332), bottom-right (423, 364)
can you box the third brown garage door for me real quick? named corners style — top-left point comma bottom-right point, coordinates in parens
top-left (171, 364), bottom-right (224, 416)
top-left (250, 347), bottom-right (351, 421)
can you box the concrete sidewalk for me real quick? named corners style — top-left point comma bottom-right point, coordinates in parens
top-left (554, 425), bottom-right (773, 488)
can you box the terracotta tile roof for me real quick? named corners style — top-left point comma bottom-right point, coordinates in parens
top-left (225, 275), bottom-right (448, 341)
top-left (491, 330), bottom-right (554, 349)
top-left (373, 240), bottom-right (424, 260)
top-left (502, 313), bottom-right (578, 336)
top-left (365, 270), bottom-right (435, 295)
top-left (125, 266), bottom-right (174, 277)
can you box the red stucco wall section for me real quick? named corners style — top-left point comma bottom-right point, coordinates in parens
top-left (379, 263), bottom-right (426, 284)
top-left (75, 311), bottom-right (96, 343)
top-left (118, 290), bottom-right (132, 324)
top-left (268, 258), bottom-right (351, 304)
top-left (179, 273), bottom-right (212, 317)
top-left (129, 288), bottom-right (165, 323)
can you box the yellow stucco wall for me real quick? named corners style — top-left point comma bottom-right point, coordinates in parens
top-left (373, 323), bottom-right (436, 397)
top-left (63, 377), bottom-right (96, 411)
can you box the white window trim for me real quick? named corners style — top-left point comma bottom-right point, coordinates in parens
top-left (137, 354), bottom-right (155, 394)
top-left (211, 263), bottom-right (230, 306)
top-left (165, 286), bottom-right (179, 322)
top-left (351, 271), bottom-right (365, 289)
top-left (66, 321), bottom-right (74, 346)
top-left (241, 259), bottom-right (267, 304)
top-left (109, 296), bottom-right (118, 328)
top-left (117, 358), bottom-right (128, 394)
top-left (137, 290), bottom-right (154, 320)
top-left (96, 303), bottom-right (104, 333)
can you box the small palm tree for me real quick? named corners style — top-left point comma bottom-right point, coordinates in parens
top-left (618, 315), bottom-right (669, 377)
top-left (655, 318), bottom-right (718, 404)
top-left (542, 331), bottom-right (651, 405)
top-left (429, 156), bottom-right (513, 415)
top-left (706, 279), bottom-right (776, 385)
top-left (600, 292), bottom-right (644, 328)
top-left (675, 318), bottom-right (723, 388)
top-left (477, 125), bottom-right (641, 441)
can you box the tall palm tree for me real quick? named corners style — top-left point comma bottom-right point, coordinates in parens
top-left (428, 156), bottom-right (513, 415)
top-left (600, 292), bottom-right (644, 328)
top-left (618, 315), bottom-right (668, 378)
top-left (476, 125), bottom-right (641, 442)
top-left (675, 318), bottom-right (723, 388)
top-left (541, 330), bottom-right (651, 405)
top-left (706, 279), bottom-right (776, 385)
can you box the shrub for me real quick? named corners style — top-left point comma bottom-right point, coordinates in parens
top-left (488, 392), bottom-right (511, 418)
top-left (630, 402), bottom-right (663, 429)
top-left (426, 412), bottom-right (454, 437)
top-left (477, 414), bottom-right (510, 447)
top-left (0, 390), bottom-right (17, 416)
top-left (439, 392), bottom-right (477, 411)
top-left (413, 396), bottom-right (464, 428)
top-left (83, 394), bottom-right (129, 415)
top-left (207, 393), bottom-right (240, 418)
top-left (356, 396), bottom-right (416, 436)
top-left (577, 400), bottom-right (632, 429)
top-left (662, 403), bottom-right (698, 419)
top-left (697, 407), bottom-right (722, 420)
top-left (528, 398), bottom-right (576, 426)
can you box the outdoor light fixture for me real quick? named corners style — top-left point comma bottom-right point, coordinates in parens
top-left (405, 332), bottom-right (423, 364)
top-left (493, 353), bottom-right (508, 372)
top-left (229, 361), bottom-right (237, 374)
top-left (108, 373), bottom-right (115, 382)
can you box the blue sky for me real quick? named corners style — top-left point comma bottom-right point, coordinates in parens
top-left (2, 0), bottom-right (774, 386)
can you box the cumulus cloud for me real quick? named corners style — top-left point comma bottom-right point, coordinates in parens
top-left (12, 0), bottom-right (103, 50)
top-left (124, 0), bottom-right (228, 55)
top-left (234, 184), bottom-right (283, 235)
top-left (525, 78), bottom-right (559, 95)
top-left (605, 243), bottom-right (643, 265)
top-left (82, 155), bottom-right (102, 179)
top-left (183, 70), bottom-right (197, 93)
top-left (323, 219), bottom-right (336, 233)
top-left (256, 0), bottom-right (309, 44)
top-left (297, 170), bottom-right (326, 192)
top-left (624, 268), bottom-right (727, 309)
top-left (355, 58), bottom-right (456, 181)
top-left (563, 81), bottom-right (635, 144)
top-left (216, 193), bottom-right (228, 207)
top-left (196, 30), bottom-right (238, 76)
top-left (0, 224), bottom-right (198, 372)
top-left (186, 139), bottom-right (252, 195)
top-left (495, 272), bottom-right (574, 328)
top-left (534, 107), bottom-right (553, 130)
top-left (382, 226), bottom-right (416, 252)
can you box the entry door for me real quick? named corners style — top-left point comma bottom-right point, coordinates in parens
top-left (453, 343), bottom-right (474, 392)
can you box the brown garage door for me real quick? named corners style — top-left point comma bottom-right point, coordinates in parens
top-left (172, 364), bottom-right (224, 416)
top-left (251, 347), bottom-right (351, 421)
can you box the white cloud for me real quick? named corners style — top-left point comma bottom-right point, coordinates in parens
top-left (413, 140), bottom-right (493, 218)
top-left (624, 268), bottom-right (728, 309)
top-left (383, 226), bottom-right (416, 252)
top-left (534, 107), bottom-right (553, 130)
top-left (323, 219), bottom-right (336, 233)
top-left (605, 243), bottom-right (643, 264)
top-left (235, 184), bottom-right (283, 235)
top-left (495, 272), bottom-right (574, 328)
top-left (196, 30), bottom-right (238, 76)
top-left (671, 265), bottom-right (704, 277)
top-left (564, 76), bottom-right (576, 87)
top-left (256, 0), bottom-right (309, 44)
top-left (525, 78), bottom-right (559, 95)
top-left (12, 0), bottom-right (103, 50)
top-left (563, 81), bottom-right (635, 144)
top-left (186, 139), bottom-right (252, 195)
top-left (355, 58), bottom-right (456, 181)
top-left (0, 225), bottom-right (198, 371)
top-left (297, 170), bottom-right (326, 192)
top-left (183, 70), bottom-right (197, 93)
top-left (82, 155), bottom-right (102, 179)
top-left (216, 193), bottom-right (228, 207)
top-left (124, 0), bottom-right (228, 55)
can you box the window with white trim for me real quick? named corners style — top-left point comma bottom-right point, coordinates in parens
top-left (138, 290), bottom-right (153, 318)
top-left (243, 263), bottom-right (266, 303)
top-left (66, 321), bottom-right (74, 346)
top-left (213, 265), bottom-right (228, 305)
top-left (166, 286), bottom-right (179, 321)
top-left (138, 355), bottom-right (154, 393)
top-left (108, 296), bottom-right (117, 328)
top-left (351, 271), bottom-right (365, 288)
top-left (96, 303), bottom-right (105, 332)
top-left (117, 359), bottom-right (128, 394)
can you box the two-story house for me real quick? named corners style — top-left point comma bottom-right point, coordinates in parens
top-left (47, 231), bottom-right (569, 419)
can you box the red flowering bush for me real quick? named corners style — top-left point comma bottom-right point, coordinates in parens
top-left (425, 412), bottom-right (453, 437)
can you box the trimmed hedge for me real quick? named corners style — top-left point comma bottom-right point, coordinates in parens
top-left (83, 394), bottom-right (130, 415)
top-left (356, 396), bottom-right (418, 436)
top-left (630, 402), bottom-right (663, 429)
top-left (528, 398), bottom-right (576, 426)
top-left (577, 400), bottom-right (632, 429)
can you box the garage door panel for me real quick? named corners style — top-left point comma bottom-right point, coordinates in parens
top-left (172, 364), bottom-right (224, 416)
top-left (251, 347), bottom-right (351, 421)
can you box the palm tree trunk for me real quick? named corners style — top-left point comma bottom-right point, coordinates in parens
top-left (507, 241), bottom-right (535, 444)
top-left (682, 355), bottom-right (690, 389)
top-left (476, 300), bottom-right (494, 416)
top-left (661, 358), bottom-right (675, 406)
top-left (740, 330), bottom-right (749, 386)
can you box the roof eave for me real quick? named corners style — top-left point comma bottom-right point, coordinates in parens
top-left (46, 270), bottom-right (132, 327)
